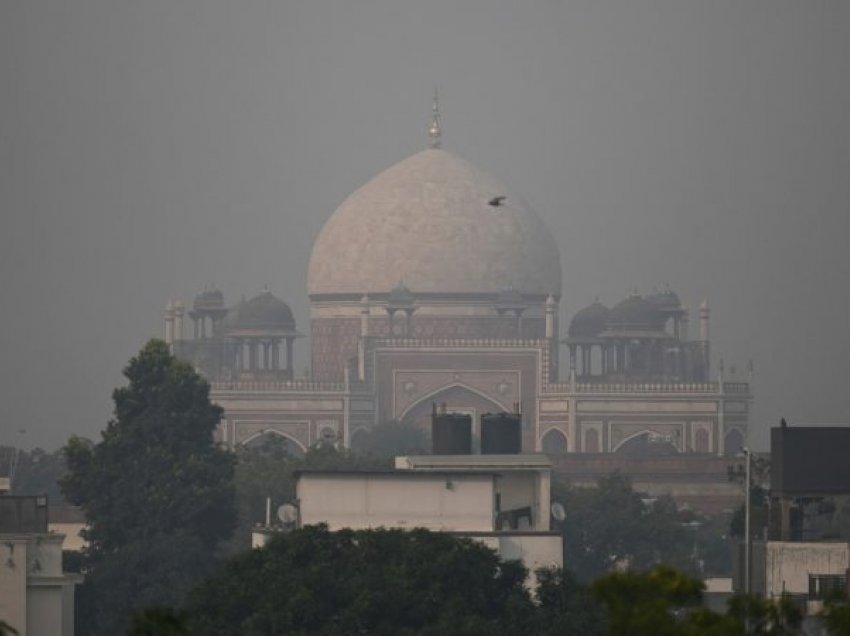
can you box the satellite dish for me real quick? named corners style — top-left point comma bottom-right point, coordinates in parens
top-left (551, 502), bottom-right (566, 522)
top-left (277, 504), bottom-right (298, 525)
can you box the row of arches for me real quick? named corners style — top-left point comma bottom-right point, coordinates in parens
top-left (540, 426), bottom-right (745, 456)
top-left (237, 424), bottom-right (745, 459)
top-left (228, 378), bottom-right (746, 459)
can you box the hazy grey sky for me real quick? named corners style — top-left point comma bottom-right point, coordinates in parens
top-left (2, 1), bottom-right (849, 450)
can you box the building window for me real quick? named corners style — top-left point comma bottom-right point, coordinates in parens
top-left (809, 574), bottom-right (847, 599)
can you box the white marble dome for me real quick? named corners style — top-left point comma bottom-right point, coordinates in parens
top-left (307, 148), bottom-right (562, 297)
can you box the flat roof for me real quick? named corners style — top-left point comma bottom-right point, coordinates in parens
top-left (447, 530), bottom-right (562, 538)
top-left (295, 469), bottom-right (501, 478)
top-left (395, 453), bottom-right (553, 471)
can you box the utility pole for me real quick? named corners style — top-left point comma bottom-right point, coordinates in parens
top-left (743, 446), bottom-right (752, 633)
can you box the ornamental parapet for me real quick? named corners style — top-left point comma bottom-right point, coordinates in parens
top-left (370, 338), bottom-right (547, 349)
top-left (210, 380), bottom-right (346, 393)
top-left (543, 382), bottom-right (751, 395)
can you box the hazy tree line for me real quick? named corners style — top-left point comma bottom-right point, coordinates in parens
top-left (5, 340), bottom-right (850, 634)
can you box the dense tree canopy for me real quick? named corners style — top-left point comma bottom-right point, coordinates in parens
top-left (154, 550), bottom-right (809, 636)
top-left (592, 566), bottom-right (704, 636)
top-left (590, 567), bottom-right (804, 636)
top-left (820, 596), bottom-right (850, 636)
top-left (534, 567), bottom-right (608, 636)
top-left (552, 473), bottom-right (709, 581)
top-left (62, 340), bottom-right (236, 635)
top-left (185, 525), bottom-right (535, 636)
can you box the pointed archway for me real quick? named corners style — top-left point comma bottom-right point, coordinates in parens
top-left (398, 383), bottom-right (513, 452)
top-left (541, 428), bottom-right (568, 455)
top-left (241, 429), bottom-right (307, 458)
top-left (614, 431), bottom-right (680, 458)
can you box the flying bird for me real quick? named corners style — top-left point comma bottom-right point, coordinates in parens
top-left (488, 196), bottom-right (506, 207)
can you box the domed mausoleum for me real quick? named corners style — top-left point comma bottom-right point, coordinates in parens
top-left (162, 101), bottom-right (752, 510)
top-left (308, 146), bottom-right (562, 382)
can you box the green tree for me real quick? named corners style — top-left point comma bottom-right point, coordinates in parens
top-left (728, 456), bottom-right (771, 541)
top-left (677, 607), bottom-right (743, 636)
top-left (128, 607), bottom-right (189, 636)
top-left (729, 485), bottom-right (770, 541)
top-left (726, 594), bottom-right (802, 635)
top-left (553, 473), bottom-right (698, 581)
top-left (534, 567), bottom-right (608, 636)
top-left (591, 566), bottom-right (704, 636)
top-left (62, 340), bottom-right (236, 635)
top-left (185, 524), bottom-right (535, 636)
top-left (820, 596), bottom-right (850, 636)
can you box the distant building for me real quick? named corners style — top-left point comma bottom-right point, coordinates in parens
top-left (736, 424), bottom-right (850, 633)
top-left (164, 101), bottom-right (751, 511)
top-left (257, 412), bottom-right (562, 585)
top-left (0, 495), bottom-right (81, 636)
top-left (291, 453), bottom-right (563, 583)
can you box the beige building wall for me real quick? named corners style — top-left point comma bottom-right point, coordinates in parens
top-left (27, 586), bottom-right (66, 636)
top-left (0, 537), bottom-right (28, 635)
top-left (297, 473), bottom-right (496, 532)
top-left (395, 454), bottom-right (553, 531)
top-left (293, 458), bottom-right (563, 587)
top-left (49, 523), bottom-right (87, 553)
top-left (0, 534), bottom-right (79, 636)
top-left (765, 541), bottom-right (850, 598)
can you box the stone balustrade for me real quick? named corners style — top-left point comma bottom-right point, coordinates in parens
top-left (370, 338), bottom-right (547, 349)
top-left (211, 380), bottom-right (345, 393)
top-left (543, 382), bottom-right (751, 395)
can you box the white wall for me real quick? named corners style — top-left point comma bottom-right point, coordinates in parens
top-left (49, 523), bottom-right (87, 553)
top-left (27, 586), bottom-right (65, 636)
top-left (765, 541), bottom-right (850, 598)
top-left (298, 473), bottom-right (496, 532)
top-left (0, 534), bottom-right (78, 636)
top-left (0, 538), bottom-right (28, 635)
top-left (475, 534), bottom-right (563, 587)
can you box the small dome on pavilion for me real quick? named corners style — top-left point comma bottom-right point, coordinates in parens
top-left (568, 301), bottom-right (609, 338)
top-left (386, 282), bottom-right (415, 308)
top-left (193, 287), bottom-right (225, 311)
top-left (608, 293), bottom-right (662, 330)
top-left (223, 290), bottom-right (296, 332)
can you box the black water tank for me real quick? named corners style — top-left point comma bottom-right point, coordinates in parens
top-left (432, 413), bottom-right (472, 455)
top-left (480, 413), bottom-right (522, 454)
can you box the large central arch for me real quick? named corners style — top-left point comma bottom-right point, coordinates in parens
top-left (614, 430), bottom-right (680, 458)
top-left (397, 383), bottom-right (511, 452)
top-left (241, 429), bottom-right (307, 457)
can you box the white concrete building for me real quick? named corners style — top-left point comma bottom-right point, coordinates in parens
top-left (0, 496), bottom-right (81, 636)
top-left (749, 540), bottom-right (850, 622)
top-left (291, 453), bottom-right (563, 583)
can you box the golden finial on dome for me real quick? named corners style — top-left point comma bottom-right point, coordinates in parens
top-left (428, 87), bottom-right (441, 149)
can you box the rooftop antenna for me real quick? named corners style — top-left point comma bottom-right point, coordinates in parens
top-left (428, 88), bottom-right (442, 149)
top-left (277, 503), bottom-right (299, 530)
top-left (551, 502), bottom-right (566, 522)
